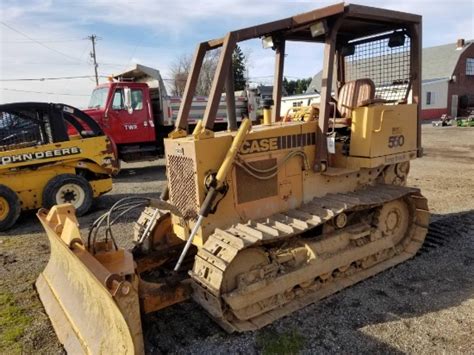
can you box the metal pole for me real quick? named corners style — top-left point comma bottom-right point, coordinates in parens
top-left (89, 34), bottom-right (99, 86)
top-left (202, 33), bottom-right (236, 131)
top-left (174, 215), bottom-right (203, 271)
top-left (272, 40), bottom-right (285, 123)
top-left (315, 19), bottom-right (342, 172)
top-left (175, 42), bottom-right (208, 132)
top-left (225, 61), bottom-right (237, 131)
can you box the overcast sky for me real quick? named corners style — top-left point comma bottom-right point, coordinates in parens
top-left (1, 0), bottom-right (473, 107)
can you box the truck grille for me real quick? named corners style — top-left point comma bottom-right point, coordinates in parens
top-left (167, 155), bottom-right (198, 219)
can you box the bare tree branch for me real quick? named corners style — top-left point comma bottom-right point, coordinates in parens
top-left (169, 49), bottom-right (221, 97)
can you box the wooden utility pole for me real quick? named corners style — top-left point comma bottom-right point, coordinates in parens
top-left (88, 34), bottom-right (99, 85)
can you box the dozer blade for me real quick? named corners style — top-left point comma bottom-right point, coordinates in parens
top-left (36, 205), bottom-right (144, 354)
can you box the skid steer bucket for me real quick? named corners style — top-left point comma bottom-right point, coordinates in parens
top-left (36, 205), bottom-right (144, 354)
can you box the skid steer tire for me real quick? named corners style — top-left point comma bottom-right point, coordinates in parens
top-left (0, 185), bottom-right (21, 231)
top-left (43, 174), bottom-right (93, 216)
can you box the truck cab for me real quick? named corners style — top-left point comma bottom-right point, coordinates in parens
top-left (85, 81), bottom-right (166, 161)
top-left (83, 65), bottom-right (173, 162)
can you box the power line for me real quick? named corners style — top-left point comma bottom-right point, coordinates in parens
top-left (1, 39), bottom-right (84, 43)
top-left (120, 36), bottom-right (146, 72)
top-left (2, 88), bottom-right (90, 96)
top-left (78, 41), bottom-right (91, 62)
top-left (2, 61), bottom-right (85, 66)
top-left (101, 62), bottom-right (127, 67)
top-left (1, 61), bottom-right (125, 67)
top-left (0, 22), bottom-right (87, 64)
top-left (0, 75), bottom-right (105, 82)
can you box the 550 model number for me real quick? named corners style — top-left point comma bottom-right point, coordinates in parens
top-left (388, 135), bottom-right (405, 148)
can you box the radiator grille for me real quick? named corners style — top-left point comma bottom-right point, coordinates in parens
top-left (167, 155), bottom-right (198, 219)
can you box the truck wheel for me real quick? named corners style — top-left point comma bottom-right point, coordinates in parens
top-left (43, 174), bottom-right (93, 216)
top-left (0, 185), bottom-right (21, 231)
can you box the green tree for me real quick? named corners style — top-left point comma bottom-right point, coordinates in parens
top-left (283, 77), bottom-right (312, 95)
top-left (232, 45), bottom-right (247, 91)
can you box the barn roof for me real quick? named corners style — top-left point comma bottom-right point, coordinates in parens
top-left (422, 41), bottom-right (473, 81)
top-left (306, 40), bottom-right (474, 93)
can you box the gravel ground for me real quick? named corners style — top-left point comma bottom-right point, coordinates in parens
top-left (0, 125), bottom-right (473, 354)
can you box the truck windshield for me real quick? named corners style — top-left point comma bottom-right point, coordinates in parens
top-left (88, 87), bottom-right (109, 109)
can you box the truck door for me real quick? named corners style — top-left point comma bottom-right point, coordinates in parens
top-left (108, 87), bottom-right (155, 144)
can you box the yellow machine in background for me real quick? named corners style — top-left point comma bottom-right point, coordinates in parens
top-left (36, 4), bottom-right (429, 354)
top-left (0, 102), bottom-right (118, 230)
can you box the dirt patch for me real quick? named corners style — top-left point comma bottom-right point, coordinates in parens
top-left (0, 125), bottom-right (473, 353)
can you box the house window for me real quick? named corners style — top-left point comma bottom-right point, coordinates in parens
top-left (426, 91), bottom-right (433, 105)
top-left (467, 58), bottom-right (474, 75)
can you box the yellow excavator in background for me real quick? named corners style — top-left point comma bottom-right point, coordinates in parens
top-left (36, 3), bottom-right (429, 354)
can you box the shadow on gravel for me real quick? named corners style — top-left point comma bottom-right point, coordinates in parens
top-left (114, 165), bottom-right (166, 184)
top-left (1, 207), bottom-right (472, 353)
top-left (142, 210), bottom-right (474, 354)
top-left (0, 163), bottom-right (167, 237)
top-left (0, 191), bottom-right (162, 237)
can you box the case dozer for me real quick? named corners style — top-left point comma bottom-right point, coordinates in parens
top-left (36, 3), bottom-right (430, 353)
top-left (0, 102), bottom-right (118, 230)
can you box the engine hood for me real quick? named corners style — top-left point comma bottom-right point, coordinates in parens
top-left (82, 108), bottom-right (104, 122)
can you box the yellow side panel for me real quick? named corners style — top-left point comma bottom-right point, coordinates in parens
top-left (90, 178), bottom-right (113, 198)
top-left (165, 134), bottom-right (232, 247)
top-left (0, 167), bottom-right (112, 211)
top-left (0, 136), bottom-right (117, 175)
top-left (350, 104), bottom-right (417, 158)
top-left (0, 166), bottom-right (76, 210)
top-left (230, 123), bottom-right (304, 222)
top-left (0, 135), bottom-right (116, 211)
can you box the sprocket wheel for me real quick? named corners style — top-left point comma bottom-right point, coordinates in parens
top-left (221, 248), bottom-right (270, 294)
top-left (374, 199), bottom-right (411, 245)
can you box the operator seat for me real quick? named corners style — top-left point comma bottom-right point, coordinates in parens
top-left (283, 79), bottom-right (376, 125)
top-left (334, 78), bottom-right (375, 126)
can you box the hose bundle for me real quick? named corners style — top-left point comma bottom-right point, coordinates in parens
top-left (87, 196), bottom-right (151, 252)
top-left (234, 150), bottom-right (310, 180)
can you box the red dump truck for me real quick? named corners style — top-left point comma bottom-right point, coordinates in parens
top-left (83, 64), bottom-right (258, 162)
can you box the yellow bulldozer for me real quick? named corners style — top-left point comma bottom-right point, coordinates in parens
top-left (0, 102), bottom-right (118, 230)
top-left (36, 3), bottom-right (429, 353)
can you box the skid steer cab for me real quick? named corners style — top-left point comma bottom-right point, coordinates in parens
top-left (0, 102), bottom-right (118, 231)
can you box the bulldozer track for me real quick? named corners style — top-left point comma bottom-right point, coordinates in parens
top-left (190, 184), bottom-right (429, 332)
